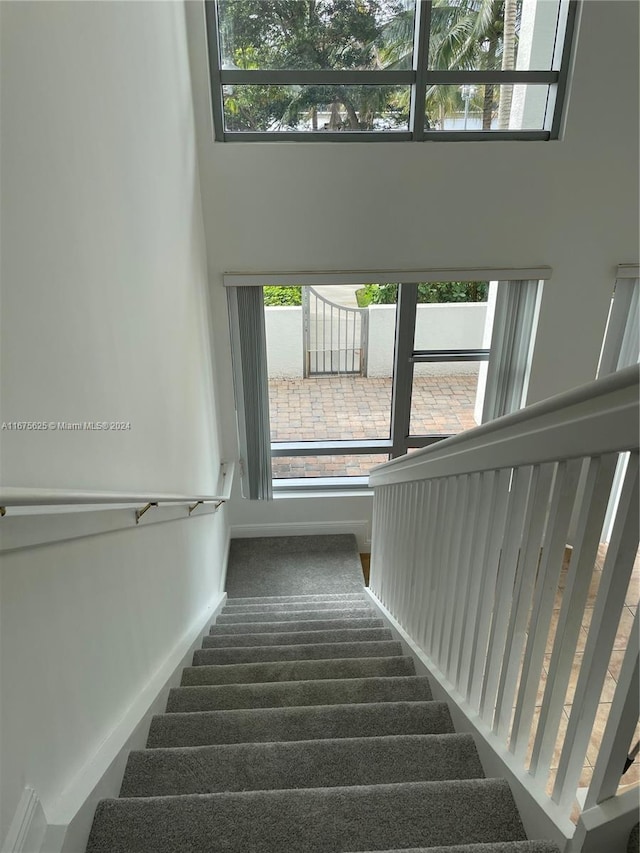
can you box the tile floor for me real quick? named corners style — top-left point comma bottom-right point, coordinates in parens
top-left (269, 374), bottom-right (479, 478)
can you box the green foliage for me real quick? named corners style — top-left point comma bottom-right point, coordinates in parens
top-left (373, 283), bottom-right (399, 303)
top-left (417, 281), bottom-right (489, 303)
top-left (263, 283), bottom-right (488, 307)
top-left (218, 0), bottom-right (410, 131)
top-left (217, 0), bottom-right (522, 132)
top-left (427, 0), bottom-right (522, 129)
top-left (361, 282), bottom-right (489, 305)
top-left (355, 285), bottom-right (379, 307)
top-left (263, 286), bottom-right (302, 306)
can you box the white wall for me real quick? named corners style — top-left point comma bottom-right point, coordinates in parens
top-left (266, 303), bottom-right (486, 378)
top-left (0, 0), bottom-right (221, 494)
top-left (368, 303), bottom-right (487, 377)
top-left (185, 1), bottom-right (638, 531)
top-left (265, 307), bottom-right (304, 378)
top-left (0, 0), bottom-right (226, 842)
top-left (0, 516), bottom-right (228, 845)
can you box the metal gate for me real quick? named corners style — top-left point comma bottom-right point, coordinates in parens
top-left (302, 287), bottom-right (369, 377)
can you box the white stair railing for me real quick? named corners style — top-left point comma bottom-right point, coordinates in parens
top-left (368, 365), bottom-right (639, 842)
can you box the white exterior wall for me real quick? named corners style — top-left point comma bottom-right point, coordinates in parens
top-left (266, 303), bottom-right (486, 378)
top-left (0, 2), bottom-right (226, 844)
top-left (367, 303), bottom-right (487, 377)
top-left (265, 307), bottom-right (304, 378)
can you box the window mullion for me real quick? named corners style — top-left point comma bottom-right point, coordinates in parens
top-left (425, 70), bottom-right (559, 85)
top-left (204, 0), bottom-right (225, 141)
top-left (391, 284), bottom-right (418, 458)
top-left (550, 0), bottom-right (579, 138)
top-left (411, 0), bottom-right (432, 140)
top-left (220, 70), bottom-right (414, 86)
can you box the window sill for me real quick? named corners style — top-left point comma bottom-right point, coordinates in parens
top-left (272, 477), bottom-right (373, 498)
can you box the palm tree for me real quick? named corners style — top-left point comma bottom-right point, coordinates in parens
top-left (497, 0), bottom-right (518, 128)
top-left (428, 0), bottom-right (521, 130)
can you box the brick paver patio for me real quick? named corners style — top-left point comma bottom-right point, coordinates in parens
top-left (270, 374), bottom-right (479, 478)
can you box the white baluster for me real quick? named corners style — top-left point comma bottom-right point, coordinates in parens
top-left (435, 475), bottom-right (468, 665)
top-left (496, 462), bottom-right (555, 739)
top-left (553, 452), bottom-right (639, 807)
top-left (468, 467), bottom-right (512, 711)
top-left (510, 458), bottom-right (583, 759)
top-left (414, 480), bottom-right (434, 647)
top-left (584, 607), bottom-right (640, 808)
top-left (418, 478), bottom-right (443, 651)
top-left (483, 466), bottom-right (533, 728)
top-left (448, 472), bottom-right (481, 681)
top-left (530, 454), bottom-right (618, 782)
top-left (428, 476), bottom-right (459, 660)
top-left (458, 470), bottom-right (498, 698)
top-left (406, 481), bottom-right (425, 637)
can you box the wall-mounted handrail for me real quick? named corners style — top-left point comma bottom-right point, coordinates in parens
top-left (0, 462), bottom-right (235, 513)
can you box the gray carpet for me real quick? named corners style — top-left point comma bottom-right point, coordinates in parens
top-left (224, 534), bottom-right (365, 597)
top-left (166, 675), bottom-right (433, 711)
top-left (86, 535), bottom-right (561, 853)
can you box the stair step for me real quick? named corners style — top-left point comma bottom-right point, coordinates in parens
top-left (181, 655), bottom-right (415, 686)
top-left (167, 675), bottom-right (432, 712)
top-left (120, 732), bottom-right (483, 797)
top-left (193, 640), bottom-right (402, 666)
top-left (210, 615), bottom-right (385, 635)
top-left (87, 779), bottom-right (526, 853)
top-left (216, 606), bottom-right (375, 624)
top-left (226, 592), bottom-right (368, 605)
top-left (223, 599), bottom-right (370, 614)
top-left (361, 845), bottom-right (561, 853)
top-left (203, 626), bottom-right (392, 648)
top-left (147, 700), bottom-right (454, 748)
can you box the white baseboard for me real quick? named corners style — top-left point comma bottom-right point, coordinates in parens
top-left (231, 520), bottom-right (370, 551)
top-left (34, 592), bottom-right (227, 853)
top-left (364, 588), bottom-right (575, 852)
top-left (1, 788), bottom-right (47, 853)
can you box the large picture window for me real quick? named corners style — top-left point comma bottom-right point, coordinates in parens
top-left (226, 269), bottom-right (548, 494)
top-left (205, 0), bottom-right (578, 141)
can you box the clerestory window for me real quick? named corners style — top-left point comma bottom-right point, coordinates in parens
top-left (204, 0), bottom-right (578, 142)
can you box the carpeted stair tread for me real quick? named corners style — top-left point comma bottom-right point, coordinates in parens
top-left (120, 732), bottom-right (483, 797)
top-left (192, 639), bottom-right (402, 666)
top-left (359, 844), bottom-right (561, 853)
top-left (86, 779), bottom-right (526, 853)
top-left (209, 616), bottom-right (385, 635)
top-left (216, 606), bottom-right (375, 624)
top-left (202, 626), bottom-right (392, 647)
top-left (146, 700), bottom-right (454, 748)
top-left (167, 675), bottom-right (432, 712)
top-left (223, 599), bottom-right (371, 614)
top-left (223, 534), bottom-right (365, 599)
top-left (181, 655), bottom-right (416, 686)
top-left (226, 592), bottom-right (368, 605)
top-left (86, 537), bottom-right (542, 853)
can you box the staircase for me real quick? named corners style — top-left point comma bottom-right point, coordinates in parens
top-left (86, 591), bottom-right (561, 852)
